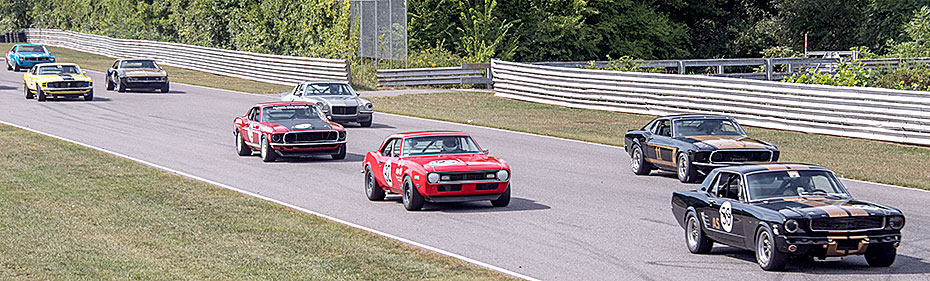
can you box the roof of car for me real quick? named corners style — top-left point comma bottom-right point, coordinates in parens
top-left (255, 101), bottom-right (319, 107)
top-left (34, 63), bottom-right (78, 67)
top-left (715, 163), bottom-right (830, 174)
top-left (660, 114), bottom-right (734, 120)
top-left (389, 131), bottom-right (471, 138)
top-left (14, 44), bottom-right (45, 47)
top-left (301, 80), bottom-right (350, 85)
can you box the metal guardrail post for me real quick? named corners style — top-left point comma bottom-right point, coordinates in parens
top-left (717, 65), bottom-right (724, 74)
top-left (678, 61), bottom-right (686, 74)
top-left (765, 58), bottom-right (773, 81)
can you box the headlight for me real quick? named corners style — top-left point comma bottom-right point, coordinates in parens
top-left (497, 170), bottom-right (510, 181)
top-left (366, 102), bottom-right (373, 110)
top-left (784, 219), bottom-right (799, 233)
top-left (338, 131), bottom-right (346, 140)
top-left (427, 173), bottom-right (440, 184)
top-left (271, 134), bottom-right (283, 143)
top-left (888, 216), bottom-right (905, 230)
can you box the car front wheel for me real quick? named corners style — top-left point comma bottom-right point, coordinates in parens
top-left (755, 225), bottom-right (788, 271)
top-left (24, 83), bottom-right (33, 99)
top-left (630, 144), bottom-right (650, 175)
top-left (260, 136), bottom-right (277, 162)
top-left (331, 144), bottom-right (346, 160)
top-left (677, 153), bottom-right (697, 183)
top-left (83, 90), bottom-right (94, 101)
top-left (116, 78), bottom-right (126, 92)
top-left (490, 184), bottom-right (511, 207)
top-left (365, 166), bottom-right (385, 201)
top-left (865, 243), bottom-right (897, 267)
top-left (161, 82), bottom-right (170, 93)
top-left (106, 76), bottom-right (114, 90)
top-left (402, 176), bottom-right (424, 211)
top-left (36, 88), bottom-right (47, 102)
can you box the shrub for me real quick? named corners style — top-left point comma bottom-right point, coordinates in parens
top-left (783, 60), bottom-right (875, 87)
top-left (585, 55), bottom-right (662, 73)
top-left (408, 46), bottom-right (464, 68)
top-left (876, 64), bottom-right (930, 91)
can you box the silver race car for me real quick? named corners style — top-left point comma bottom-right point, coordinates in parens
top-left (281, 81), bottom-right (374, 127)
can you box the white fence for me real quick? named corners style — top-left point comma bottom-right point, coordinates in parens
top-left (377, 63), bottom-right (491, 87)
top-left (25, 29), bottom-right (350, 85)
top-left (492, 60), bottom-right (930, 146)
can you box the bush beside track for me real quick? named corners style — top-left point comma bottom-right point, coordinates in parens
top-left (369, 92), bottom-right (930, 191)
top-left (0, 124), bottom-right (512, 280)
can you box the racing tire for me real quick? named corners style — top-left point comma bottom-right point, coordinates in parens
top-left (402, 176), bottom-right (424, 211)
top-left (12, 62), bottom-right (19, 72)
top-left (260, 136), bottom-right (277, 162)
top-left (36, 88), bottom-right (47, 102)
top-left (331, 144), bottom-right (346, 160)
top-left (684, 211), bottom-right (714, 254)
top-left (490, 184), bottom-right (511, 207)
top-left (365, 166), bottom-right (385, 201)
top-left (677, 153), bottom-right (698, 183)
top-left (359, 119), bottom-right (372, 127)
top-left (755, 225), bottom-right (788, 271)
top-left (83, 90), bottom-right (94, 101)
top-left (864, 244), bottom-right (897, 267)
top-left (630, 144), bottom-right (650, 175)
top-left (106, 76), bottom-right (114, 90)
top-left (235, 131), bottom-right (251, 156)
top-left (116, 78), bottom-right (126, 93)
top-left (24, 84), bottom-right (33, 99)
top-left (160, 82), bottom-right (169, 93)
top-left (6, 61), bottom-right (12, 71)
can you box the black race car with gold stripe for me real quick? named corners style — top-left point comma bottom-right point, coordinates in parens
top-left (625, 115), bottom-right (779, 183)
top-left (671, 163), bottom-right (905, 271)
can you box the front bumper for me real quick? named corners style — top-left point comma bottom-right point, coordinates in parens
top-left (123, 77), bottom-right (168, 88)
top-left (776, 233), bottom-right (902, 257)
top-left (328, 111), bottom-right (373, 123)
top-left (270, 141), bottom-right (345, 157)
top-left (42, 86), bottom-right (93, 95)
top-left (417, 181), bottom-right (509, 198)
top-left (15, 59), bottom-right (55, 67)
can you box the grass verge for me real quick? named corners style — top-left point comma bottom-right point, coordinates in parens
top-left (369, 92), bottom-right (930, 190)
top-left (0, 123), bottom-right (512, 280)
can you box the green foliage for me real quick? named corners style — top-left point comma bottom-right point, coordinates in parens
top-left (783, 60), bottom-right (875, 87)
top-left (584, 55), bottom-right (662, 72)
top-left (760, 46), bottom-right (801, 58)
top-left (876, 64), bottom-right (930, 91)
top-left (888, 6), bottom-right (930, 57)
top-left (409, 46), bottom-right (464, 68)
top-left (849, 46), bottom-right (879, 59)
top-left (457, 0), bottom-right (518, 62)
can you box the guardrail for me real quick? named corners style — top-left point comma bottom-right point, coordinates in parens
top-left (376, 63), bottom-right (491, 87)
top-left (25, 29), bottom-right (350, 85)
top-left (492, 59), bottom-right (930, 146)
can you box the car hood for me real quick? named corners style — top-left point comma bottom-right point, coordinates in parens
top-left (18, 52), bottom-right (52, 57)
top-left (123, 69), bottom-right (167, 77)
top-left (34, 74), bottom-right (92, 82)
top-left (679, 136), bottom-right (773, 149)
top-left (292, 95), bottom-right (363, 107)
top-left (265, 118), bottom-right (337, 131)
top-left (753, 197), bottom-right (901, 219)
top-left (406, 154), bottom-right (507, 172)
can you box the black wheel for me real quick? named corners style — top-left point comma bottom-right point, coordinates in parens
top-left (260, 136), bottom-right (277, 162)
top-left (684, 211), bottom-right (714, 254)
top-left (490, 184), bottom-right (511, 207)
top-left (865, 244), bottom-right (897, 267)
top-left (12, 62), bottom-right (19, 71)
top-left (365, 166), bottom-right (385, 201)
top-left (83, 91), bottom-right (94, 101)
top-left (755, 225), bottom-right (788, 271)
top-left (359, 119), bottom-right (372, 127)
top-left (116, 78), bottom-right (126, 92)
top-left (106, 76), bottom-right (114, 90)
top-left (160, 82), bottom-right (169, 93)
top-left (6, 61), bottom-right (12, 71)
top-left (630, 144), bottom-right (650, 175)
top-left (402, 177), bottom-right (424, 211)
top-left (235, 131), bottom-right (251, 156)
top-left (36, 88), bottom-right (47, 102)
top-left (677, 153), bottom-right (698, 183)
top-left (331, 144), bottom-right (346, 160)
top-left (24, 84), bottom-right (33, 99)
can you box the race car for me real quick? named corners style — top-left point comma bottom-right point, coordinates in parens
top-left (233, 102), bottom-right (347, 162)
top-left (671, 163), bottom-right (905, 271)
top-left (105, 59), bottom-right (169, 93)
top-left (362, 131), bottom-right (511, 211)
top-left (6, 44), bottom-right (55, 71)
top-left (281, 81), bottom-right (374, 127)
top-left (23, 63), bottom-right (94, 101)
top-left (625, 115), bottom-right (779, 183)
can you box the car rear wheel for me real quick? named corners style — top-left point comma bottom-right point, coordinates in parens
top-left (260, 136), bottom-right (277, 162)
top-left (402, 177), bottom-right (424, 211)
top-left (630, 144), bottom-right (650, 175)
top-left (490, 184), bottom-right (511, 207)
top-left (685, 211), bottom-right (713, 254)
top-left (235, 131), bottom-right (251, 156)
top-left (160, 82), bottom-right (170, 93)
top-left (36, 88), bottom-right (46, 102)
top-left (677, 153), bottom-right (697, 183)
top-left (365, 166), bottom-right (385, 201)
top-left (331, 144), bottom-right (346, 160)
top-left (865, 244), bottom-right (897, 267)
top-left (24, 83), bottom-right (33, 99)
top-left (755, 225), bottom-right (788, 271)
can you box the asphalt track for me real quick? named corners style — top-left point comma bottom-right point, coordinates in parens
top-left (1, 67), bottom-right (929, 281)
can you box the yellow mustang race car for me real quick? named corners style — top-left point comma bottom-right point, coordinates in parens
top-left (23, 63), bottom-right (94, 101)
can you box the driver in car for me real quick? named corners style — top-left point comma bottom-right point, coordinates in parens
top-left (441, 138), bottom-right (463, 153)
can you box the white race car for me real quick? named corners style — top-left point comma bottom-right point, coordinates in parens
top-left (281, 81), bottom-right (374, 127)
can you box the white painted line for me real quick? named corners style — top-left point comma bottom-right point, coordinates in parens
top-left (0, 120), bottom-right (540, 281)
top-left (842, 178), bottom-right (930, 194)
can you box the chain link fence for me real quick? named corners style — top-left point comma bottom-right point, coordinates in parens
top-left (350, 0), bottom-right (408, 68)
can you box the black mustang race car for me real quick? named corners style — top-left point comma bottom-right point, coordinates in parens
top-left (671, 163), bottom-right (905, 271)
top-left (625, 115), bottom-right (779, 183)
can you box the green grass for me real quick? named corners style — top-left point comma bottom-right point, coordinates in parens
top-left (1, 43), bottom-right (293, 94)
top-left (370, 92), bottom-right (930, 190)
top-left (0, 124), bottom-right (513, 280)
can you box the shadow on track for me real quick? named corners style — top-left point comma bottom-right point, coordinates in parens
top-left (0, 85), bottom-right (16, 91)
top-left (381, 196), bottom-right (550, 213)
top-left (36, 97), bottom-right (114, 102)
top-left (268, 152), bottom-right (365, 163)
top-left (114, 89), bottom-right (187, 95)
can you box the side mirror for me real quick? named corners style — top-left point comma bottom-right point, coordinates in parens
top-left (82, 71), bottom-right (87, 75)
top-left (482, 149), bottom-right (489, 155)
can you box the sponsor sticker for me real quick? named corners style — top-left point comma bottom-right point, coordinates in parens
top-left (787, 170), bottom-right (800, 178)
top-left (294, 124), bottom-right (313, 129)
top-left (427, 160), bottom-right (460, 166)
top-left (382, 162), bottom-right (393, 187)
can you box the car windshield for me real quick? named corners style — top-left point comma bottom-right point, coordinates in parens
top-left (674, 119), bottom-right (746, 137)
top-left (120, 60), bottom-right (159, 69)
top-left (402, 135), bottom-right (482, 157)
top-left (37, 65), bottom-right (81, 75)
top-left (746, 170), bottom-right (850, 200)
top-left (18, 45), bottom-right (46, 53)
top-left (261, 105), bottom-right (323, 122)
top-left (304, 83), bottom-right (356, 96)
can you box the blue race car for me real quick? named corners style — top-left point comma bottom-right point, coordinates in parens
top-left (6, 44), bottom-right (56, 71)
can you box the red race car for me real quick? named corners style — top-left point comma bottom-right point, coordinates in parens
top-left (234, 102), bottom-right (347, 162)
top-left (362, 131), bottom-right (511, 210)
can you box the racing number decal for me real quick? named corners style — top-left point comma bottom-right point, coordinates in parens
top-left (247, 126), bottom-right (255, 143)
top-left (719, 201), bottom-right (733, 232)
top-left (383, 161), bottom-right (393, 187)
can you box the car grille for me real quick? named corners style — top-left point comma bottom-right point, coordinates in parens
top-left (442, 171), bottom-right (497, 181)
top-left (710, 150), bottom-right (772, 163)
top-left (475, 183), bottom-right (500, 190)
top-left (47, 81), bottom-right (88, 88)
top-left (331, 106), bottom-right (357, 115)
top-left (284, 131), bottom-right (338, 143)
top-left (810, 217), bottom-right (884, 232)
top-left (436, 184), bottom-right (462, 192)
top-left (24, 57), bottom-right (50, 61)
top-left (129, 76), bottom-right (164, 81)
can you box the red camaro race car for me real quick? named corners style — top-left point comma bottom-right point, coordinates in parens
top-left (362, 131), bottom-right (512, 211)
top-left (233, 102), bottom-right (347, 162)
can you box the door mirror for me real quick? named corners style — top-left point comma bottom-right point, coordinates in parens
top-left (482, 149), bottom-right (489, 155)
top-left (82, 71), bottom-right (87, 75)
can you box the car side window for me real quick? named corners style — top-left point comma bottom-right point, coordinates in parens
top-left (380, 139), bottom-right (396, 156)
top-left (248, 107), bottom-right (260, 122)
top-left (112, 60), bottom-right (119, 69)
top-left (716, 172), bottom-right (742, 200)
top-left (652, 120), bottom-right (671, 137)
top-left (391, 139), bottom-right (403, 157)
